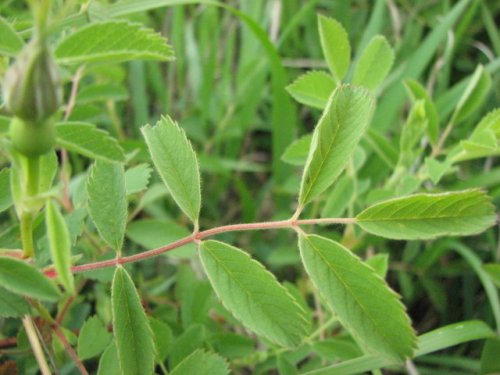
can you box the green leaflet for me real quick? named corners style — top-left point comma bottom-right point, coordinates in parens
top-left (281, 134), bottom-right (312, 166)
top-left (286, 71), bottom-right (335, 109)
top-left (125, 163), bottom-right (152, 195)
top-left (318, 15), bottom-right (350, 83)
top-left (483, 263), bottom-right (500, 288)
top-left (56, 122), bottom-right (125, 162)
top-left (298, 234), bottom-right (416, 362)
top-left (0, 286), bottom-right (30, 317)
top-left (456, 109), bottom-right (500, 161)
top-left (142, 116), bottom-right (201, 224)
top-left (0, 17), bottom-right (24, 56)
top-left (356, 190), bottom-right (496, 240)
top-left (87, 160), bottom-right (127, 252)
top-left (199, 240), bottom-right (309, 347)
top-left (170, 349), bottom-right (229, 375)
top-left (299, 85), bottom-right (375, 206)
top-left (78, 316), bottom-right (112, 360)
top-left (353, 35), bottom-right (394, 90)
top-left (97, 342), bottom-right (121, 375)
top-left (0, 168), bottom-right (12, 213)
top-left (0, 256), bottom-right (60, 301)
top-left (404, 79), bottom-right (440, 146)
top-left (451, 65), bottom-right (492, 124)
top-left (111, 267), bottom-right (155, 375)
top-left (55, 21), bottom-right (174, 65)
top-left (45, 200), bottom-right (74, 293)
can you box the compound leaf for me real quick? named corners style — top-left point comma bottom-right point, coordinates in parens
top-left (353, 35), bottom-right (394, 90)
top-left (200, 240), bottom-right (309, 348)
top-left (87, 161), bottom-right (127, 252)
top-left (299, 85), bottom-right (374, 206)
top-left (56, 122), bottom-right (125, 162)
top-left (170, 349), bottom-right (229, 375)
top-left (142, 116), bottom-right (201, 224)
top-left (112, 267), bottom-right (155, 375)
top-left (318, 15), bottom-right (350, 82)
top-left (286, 71), bottom-right (335, 109)
top-left (299, 234), bottom-right (416, 362)
top-left (0, 256), bottom-right (60, 301)
top-left (46, 200), bottom-right (74, 293)
top-left (55, 21), bottom-right (174, 65)
top-left (356, 190), bottom-right (496, 240)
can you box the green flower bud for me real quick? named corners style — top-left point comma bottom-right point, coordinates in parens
top-left (3, 37), bottom-right (62, 122)
top-left (10, 116), bottom-right (55, 157)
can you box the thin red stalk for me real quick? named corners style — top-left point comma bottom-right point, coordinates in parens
top-left (44, 217), bottom-right (356, 278)
top-left (53, 326), bottom-right (89, 375)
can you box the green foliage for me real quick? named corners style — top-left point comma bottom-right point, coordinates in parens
top-left (286, 71), bottom-right (335, 109)
top-left (111, 267), bottom-right (155, 375)
top-left (299, 84), bottom-right (374, 206)
top-left (142, 116), bottom-right (201, 225)
top-left (318, 15), bottom-right (350, 83)
top-left (77, 316), bottom-right (112, 360)
top-left (353, 35), bottom-right (394, 90)
top-left (55, 21), bottom-right (175, 65)
top-left (299, 234), bottom-right (416, 361)
top-left (170, 349), bottom-right (229, 375)
top-left (200, 240), bottom-right (309, 347)
top-left (56, 122), bottom-right (125, 162)
top-left (0, 17), bottom-right (23, 56)
top-left (0, 256), bottom-right (60, 301)
top-left (0, 287), bottom-right (30, 317)
top-left (0, 1), bottom-right (498, 374)
top-left (356, 190), bottom-right (496, 240)
top-left (87, 160), bottom-right (127, 252)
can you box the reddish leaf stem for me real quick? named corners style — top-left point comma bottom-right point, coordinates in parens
top-left (45, 217), bottom-right (356, 277)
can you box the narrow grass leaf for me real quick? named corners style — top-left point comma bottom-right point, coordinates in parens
top-left (112, 267), bottom-right (155, 375)
top-left (318, 15), bottom-right (350, 82)
top-left (45, 200), bottom-right (74, 293)
top-left (357, 190), bottom-right (496, 240)
top-left (170, 349), bottom-right (229, 375)
top-left (353, 35), bottom-right (394, 90)
top-left (56, 122), bottom-right (125, 162)
top-left (142, 116), bottom-right (201, 224)
top-left (451, 65), bottom-right (492, 124)
top-left (0, 256), bottom-right (60, 301)
top-left (286, 71), bottom-right (335, 109)
top-left (0, 17), bottom-right (24, 56)
top-left (200, 240), bottom-right (309, 347)
top-left (87, 161), bottom-right (127, 252)
top-left (0, 287), bottom-right (30, 317)
top-left (55, 21), bottom-right (174, 65)
top-left (299, 85), bottom-right (375, 206)
top-left (299, 234), bottom-right (416, 362)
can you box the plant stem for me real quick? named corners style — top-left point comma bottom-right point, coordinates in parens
top-left (53, 326), bottom-right (89, 375)
top-left (20, 212), bottom-right (35, 258)
top-left (44, 217), bottom-right (356, 277)
top-left (20, 156), bottom-right (40, 258)
top-left (22, 316), bottom-right (52, 375)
